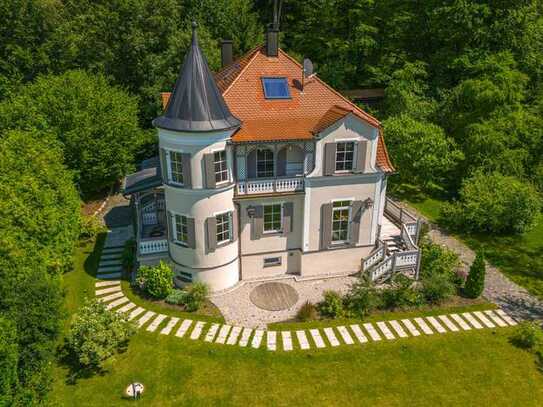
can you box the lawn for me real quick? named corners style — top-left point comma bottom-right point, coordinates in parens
top-left (51, 235), bottom-right (543, 406)
top-left (393, 183), bottom-right (543, 300)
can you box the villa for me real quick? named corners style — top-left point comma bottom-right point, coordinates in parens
top-left (123, 22), bottom-right (421, 292)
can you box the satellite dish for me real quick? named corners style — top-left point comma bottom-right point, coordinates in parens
top-left (303, 58), bottom-right (314, 77)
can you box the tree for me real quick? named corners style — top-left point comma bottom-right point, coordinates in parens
top-left (464, 250), bottom-right (486, 298)
top-left (0, 71), bottom-right (145, 195)
top-left (66, 299), bottom-right (135, 370)
top-left (0, 318), bottom-right (18, 406)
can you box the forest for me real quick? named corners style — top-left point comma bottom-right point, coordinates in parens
top-left (0, 1), bottom-right (542, 405)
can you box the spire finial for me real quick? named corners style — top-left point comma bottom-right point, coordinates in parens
top-left (191, 21), bottom-right (198, 45)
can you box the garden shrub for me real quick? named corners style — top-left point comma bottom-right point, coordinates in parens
top-left (318, 290), bottom-right (344, 318)
top-left (510, 322), bottom-right (543, 351)
top-left (419, 237), bottom-right (460, 282)
top-left (421, 273), bottom-right (455, 304)
top-left (79, 215), bottom-right (104, 240)
top-left (464, 250), bottom-right (486, 298)
top-left (65, 299), bottom-right (135, 370)
top-left (165, 289), bottom-right (189, 306)
top-left (296, 301), bottom-right (318, 322)
top-left (379, 274), bottom-right (422, 310)
top-left (135, 261), bottom-right (173, 299)
top-left (441, 171), bottom-right (541, 235)
top-left (184, 282), bottom-right (209, 312)
top-left (0, 318), bottom-right (18, 406)
top-left (344, 280), bottom-right (382, 318)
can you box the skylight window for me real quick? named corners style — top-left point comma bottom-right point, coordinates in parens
top-left (262, 77), bottom-right (291, 99)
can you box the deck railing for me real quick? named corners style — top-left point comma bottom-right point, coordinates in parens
top-left (237, 177), bottom-right (304, 195)
top-left (384, 197), bottom-right (420, 243)
top-left (139, 237), bottom-right (168, 255)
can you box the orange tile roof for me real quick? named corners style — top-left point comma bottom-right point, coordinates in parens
top-left (162, 47), bottom-right (394, 173)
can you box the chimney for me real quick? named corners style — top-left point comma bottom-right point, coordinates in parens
top-left (221, 39), bottom-right (233, 67)
top-left (266, 28), bottom-right (279, 57)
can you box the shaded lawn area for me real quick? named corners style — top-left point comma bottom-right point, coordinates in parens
top-left (393, 183), bottom-right (543, 300)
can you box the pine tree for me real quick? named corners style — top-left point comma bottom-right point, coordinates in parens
top-left (464, 250), bottom-right (486, 298)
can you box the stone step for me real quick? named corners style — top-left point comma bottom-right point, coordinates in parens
top-left (128, 307), bottom-right (146, 321)
top-left (96, 272), bottom-right (122, 280)
top-left (160, 317), bottom-right (180, 335)
top-left (251, 329), bottom-right (264, 349)
top-left (204, 323), bottom-right (220, 342)
top-left (190, 321), bottom-right (206, 340)
top-left (95, 280), bottom-right (121, 288)
top-left (116, 302), bottom-right (137, 314)
top-left (282, 331), bottom-right (293, 351)
top-left (389, 320), bottom-right (408, 338)
top-left (238, 328), bottom-right (253, 347)
top-left (401, 319), bottom-right (421, 336)
top-left (426, 317), bottom-right (446, 333)
top-left (97, 291), bottom-right (125, 303)
top-left (106, 296), bottom-right (129, 310)
top-left (363, 323), bottom-right (382, 341)
top-left (176, 319), bottom-right (193, 338)
top-left (98, 266), bottom-right (123, 273)
top-left (484, 310), bottom-right (508, 327)
top-left (146, 314), bottom-right (167, 332)
top-left (309, 329), bottom-right (326, 348)
top-left (414, 318), bottom-right (434, 335)
top-left (215, 325), bottom-right (232, 344)
top-left (473, 311), bottom-right (495, 328)
top-left (462, 312), bottom-right (483, 329)
top-left (495, 309), bottom-right (518, 326)
top-left (376, 322), bottom-right (395, 340)
top-left (296, 330), bottom-right (311, 350)
top-left (137, 311), bottom-right (156, 328)
top-left (438, 315), bottom-right (459, 332)
top-left (101, 247), bottom-right (124, 255)
top-left (95, 286), bottom-right (122, 296)
top-left (266, 331), bottom-right (277, 351)
top-left (350, 324), bottom-right (368, 343)
top-left (323, 327), bottom-right (340, 347)
top-left (449, 314), bottom-right (471, 330)
top-left (337, 326), bottom-right (354, 345)
top-left (99, 259), bottom-right (123, 267)
top-left (226, 326), bottom-right (242, 345)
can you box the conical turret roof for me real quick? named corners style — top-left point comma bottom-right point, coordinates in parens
top-left (153, 22), bottom-right (241, 132)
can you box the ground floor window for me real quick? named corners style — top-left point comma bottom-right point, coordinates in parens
top-left (263, 204), bottom-right (282, 233)
top-left (332, 200), bottom-right (351, 243)
top-left (263, 256), bottom-right (282, 267)
top-left (216, 212), bottom-right (231, 244)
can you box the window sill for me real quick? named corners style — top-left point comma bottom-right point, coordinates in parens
top-left (262, 230), bottom-right (283, 237)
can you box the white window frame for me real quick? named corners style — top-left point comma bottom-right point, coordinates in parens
top-left (256, 148), bottom-right (275, 178)
top-left (331, 199), bottom-right (352, 244)
top-left (215, 210), bottom-right (232, 245)
top-left (335, 141), bottom-right (355, 173)
top-left (214, 149), bottom-right (229, 185)
top-left (166, 149), bottom-right (184, 186)
top-left (171, 212), bottom-right (189, 247)
top-left (263, 203), bottom-right (283, 234)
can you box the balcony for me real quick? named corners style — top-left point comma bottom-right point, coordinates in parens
top-left (237, 177), bottom-right (304, 195)
top-left (135, 192), bottom-right (169, 256)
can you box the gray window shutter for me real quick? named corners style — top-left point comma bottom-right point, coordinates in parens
top-left (282, 202), bottom-right (293, 236)
top-left (187, 217), bottom-right (196, 249)
top-left (160, 149), bottom-right (169, 184)
top-left (324, 143), bottom-right (336, 176)
top-left (350, 200), bottom-right (363, 245)
top-left (320, 203), bottom-right (332, 249)
top-left (356, 140), bottom-right (368, 173)
top-left (231, 210), bottom-right (238, 242)
top-left (251, 205), bottom-right (264, 240)
top-left (181, 153), bottom-right (192, 188)
top-left (206, 216), bottom-right (217, 253)
top-left (204, 153), bottom-right (216, 188)
top-left (277, 147), bottom-right (287, 177)
top-left (247, 149), bottom-right (257, 179)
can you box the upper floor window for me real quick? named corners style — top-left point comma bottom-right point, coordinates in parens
top-left (335, 142), bottom-right (354, 172)
top-left (174, 214), bottom-right (188, 245)
top-left (257, 148), bottom-right (274, 178)
top-left (332, 200), bottom-right (351, 243)
top-left (262, 77), bottom-right (291, 99)
top-left (216, 212), bottom-right (231, 244)
top-left (263, 204), bottom-right (282, 233)
top-left (214, 150), bottom-right (228, 184)
top-left (169, 151), bottom-right (184, 184)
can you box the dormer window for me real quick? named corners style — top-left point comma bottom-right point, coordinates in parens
top-left (262, 77), bottom-right (291, 99)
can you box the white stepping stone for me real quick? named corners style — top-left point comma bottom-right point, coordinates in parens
top-left (438, 315), bottom-right (459, 332)
top-left (226, 326), bottom-right (242, 345)
top-left (350, 324), bottom-right (368, 343)
top-left (116, 302), bottom-right (136, 314)
top-left (376, 322), bottom-right (395, 340)
top-left (190, 321), bottom-right (206, 340)
top-left (462, 312), bottom-right (483, 329)
top-left (267, 331), bottom-right (277, 351)
top-left (414, 318), bottom-right (434, 335)
top-left (296, 330), bottom-right (310, 350)
top-left (251, 329), bottom-right (264, 349)
top-left (204, 323), bottom-right (220, 342)
top-left (146, 314), bottom-right (167, 332)
top-left (97, 291), bottom-right (124, 303)
top-left (309, 329), bottom-right (326, 348)
top-left (96, 272), bottom-right (122, 279)
top-left (473, 311), bottom-right (495, 328)
top-left (105, 296), bottom-right (129, 310)
top-left (426, 317), bottom-right (446, 333)
top-left (95, 280), bottom-right (120, 287)
top-left (389, 320), bottom-right (408, 338)
top-left (401, 319), bottom-right (420, 336)
top-left (137, 310), bottom-right (156, 328)
top-left (160, 317), bottom-right (180, 335)
top-left (363, 323), bottom-right (382, 341)
top-left (215, 325), bottom-right (232, 344)
top-left (238, 328), bottom-right (253, 347)
top-left (495, 309), bottom-right (518, 326)
top-left (484, 310), bottom-right (508, 327)
top-left (175, 319), bottom-right (193, 338)
top-left (450, 314), bottom-right (471, 330)
top-left (95, 286), bottom-right (122, 296)
top-left (323, 327), bottom-right (340, 346)
top-left (282, 331), bottom-right (293, 351)
top-left (337, 326), bottom-right (354, 345)
top-left (128, 307), bottom-right (145, 321)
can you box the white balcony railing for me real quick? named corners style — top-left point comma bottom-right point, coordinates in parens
top-left (139, 238), bottom-right (168, 255)
top-left (237, 177), bottom-right (304, 195)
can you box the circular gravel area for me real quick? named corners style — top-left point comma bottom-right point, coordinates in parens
top-left (249, 282), bottom-right (299, 311)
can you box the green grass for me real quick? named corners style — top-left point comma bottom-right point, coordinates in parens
top-left (394, 183), bottom-right (543, 300)
top-left (51, 234), bottom-right (543, 406)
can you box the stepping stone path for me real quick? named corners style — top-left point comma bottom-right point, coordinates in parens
top-left (93, 227), bottom-right (521, 352)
